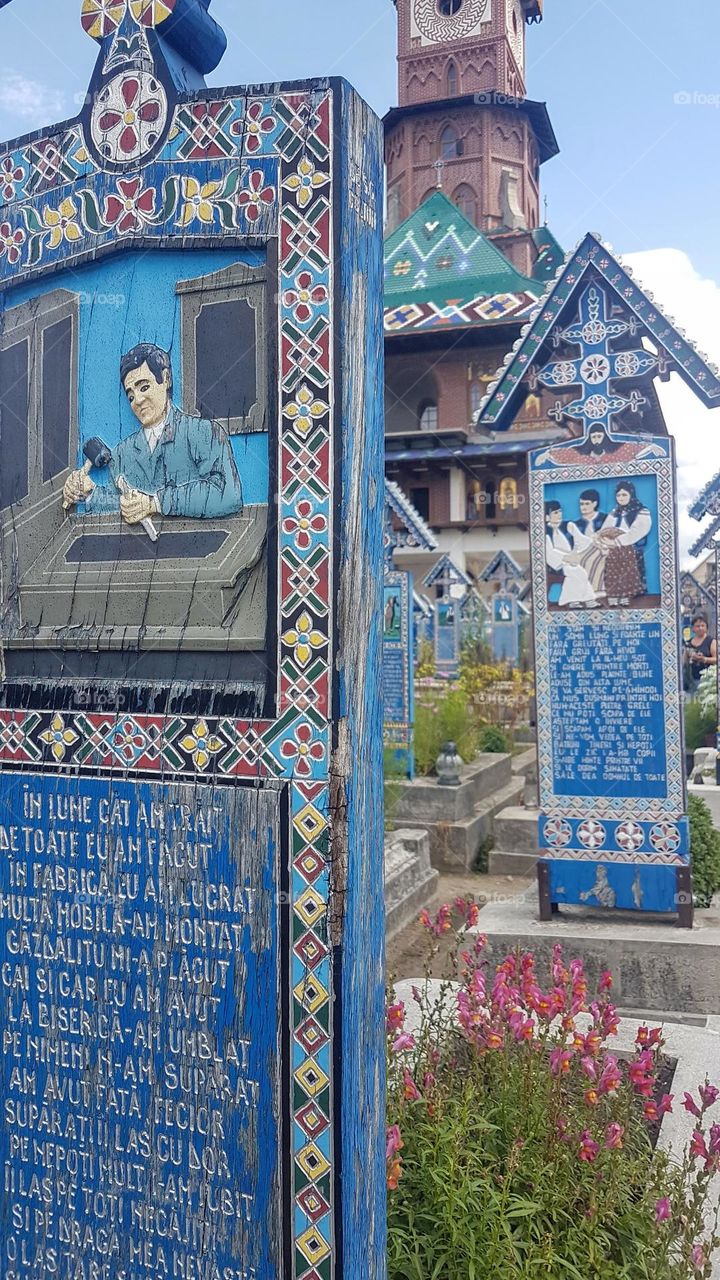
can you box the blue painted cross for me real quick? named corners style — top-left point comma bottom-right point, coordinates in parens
top-left (536, 282), bottom-right (657, 437)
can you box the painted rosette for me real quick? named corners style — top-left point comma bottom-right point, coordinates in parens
top-left (81, 0), bottom-right (127, 39)
top-left (91, 71), bottom-right (168, 164)
top-left (577, 819), bottom-right (606, 850)
top-left (543, 817), bottom-right (572, 849)
top-left (649, 822), bottom-right (682, 855)
top-left (129, 0), bottom-right (176, 26)
top-left (615, 820), bottom-right (646, 854)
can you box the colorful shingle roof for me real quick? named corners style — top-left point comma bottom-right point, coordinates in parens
top-left (384, 191), bottom-right (544, 336)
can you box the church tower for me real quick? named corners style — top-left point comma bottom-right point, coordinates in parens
top-left (385, 0), bottom-right (556, 267)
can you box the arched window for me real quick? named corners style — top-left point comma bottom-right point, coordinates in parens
top-left (447, 61), bottom-right (459, 97)
top-left (498, 477), bottom-right (518, 511)
top-left (484, 475), bottom-right (496, 520)
top-left (418, 400), bottom-right (439, 432)
top-left (385, 185), bottom-right (401, 231)
top-left (470, 381), bottom-right (482, 419)
top-left (438, 0), bottom-right (464, 13)
top-left (453, 183), bottom-right (477, 223)
top-left (440, 125), bottom-right (462, 160)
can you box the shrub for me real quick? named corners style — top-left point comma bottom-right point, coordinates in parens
top-left (414, 689), bottom-right (481, 776)
top-left (685, 698), bottom-right (716, 753)
top-left (477, 723), bottom-right (511, 754)
top-left (689, 794), bottom-right (720, 908)
top-left (387, 904), bottom-right (720, 1280)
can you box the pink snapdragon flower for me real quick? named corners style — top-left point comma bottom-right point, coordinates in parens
top-left (386, 1001), bottom-right (406, 1033)
top-left (655, 1197), bottom-right (671, 1223)
top-left (392, 1031), bottom-right (416, 1054)
top-left (604, 1122), bottom-right (624, 1150)
top-left (578, 1130), bottom-right (599, 1162)
top-left (386, 1124), bottom-right (403, 1161)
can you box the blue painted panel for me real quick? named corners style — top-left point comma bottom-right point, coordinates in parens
top-left (549, 622), bottom-right (667, 800)
top-left (6, 250), bottom-right (269, 504)
top-left (0, 772), bottom-right (283, 1279)
top-left (546, 859), bottom-right (681, 914)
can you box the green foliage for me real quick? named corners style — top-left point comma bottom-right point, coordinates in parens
top-left (477, 724), bottom-right (511, 754)
top-left (684, 698), bottom-right (716, 753)
top-left (414, 690), bottom-right (484, 776)
top-left (387, 910), bottom-right (720, 1280)
top-left (697, 669), bottom-right (717, 719)
top-left (689, 794), bottom-right (720, 908)
top-left (415, 640), bottom-right (435, 680)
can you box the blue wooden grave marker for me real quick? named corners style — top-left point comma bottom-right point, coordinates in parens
top-left (423, 553), bottom-right (472, 676)
top-left (0, 3), bottom-right (386, 1276)
top-left (383, 480), bottom-right (437, 777)
top-left (480, 234), bottom-right (720, 924)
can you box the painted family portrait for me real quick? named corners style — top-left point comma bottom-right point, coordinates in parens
top-left (543, 475), bottom-right (661, 611)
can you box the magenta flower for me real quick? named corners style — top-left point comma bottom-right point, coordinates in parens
top-left (549, 1048), bottom-right (574, 1077)
top-left (699, 1082), bottom-right (719, 1110)
top-left (604, 1122), bottom-right (624, 1150)
top-left (655, 1197), bottom-right (671, 1223)
top-left (391, 1032), bottom-right (416, 1054)
top-left (386, 1124), bottom-right (403, 1161)
top-left (578, 1130), bottom-right (599, 1163)
top-left (683, 1092), bottom-right (703, 1119)
top-left (403, 1069), bottom-right (421, 1101)
top-left (386, 1001), bottom-right (405, 1033)
top-left (598, 969), bottom-right (613, 991)
top-left (709, 1123), bottom-right (720, 1156)
top-left (690, 1130), bottom-right (709, 1162)
top-left (691, 1243), bottom-right (705, 1270)
top-left (598, 1055), bottom-right (622, 1095)
top-left (659, 1094), bottom-right (674, 1116)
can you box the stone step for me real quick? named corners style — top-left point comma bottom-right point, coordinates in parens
top-left (391, 776), bottom-right (525, 873)
top-left (387, 752), bottom-right (514, 825)
top-left (488, 805), bottom-right (540, 876)
top-left (384, 830), bottom-right (439, 938)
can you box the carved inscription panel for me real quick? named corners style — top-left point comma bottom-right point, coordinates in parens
top-left (0, 774), bottom-right (284, 1280)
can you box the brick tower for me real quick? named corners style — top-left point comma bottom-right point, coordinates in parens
top-left (385, 0), bottom-right (556, 266)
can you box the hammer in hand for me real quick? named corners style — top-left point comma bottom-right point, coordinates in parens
top-left (62, 436), bottom-right (113, 510)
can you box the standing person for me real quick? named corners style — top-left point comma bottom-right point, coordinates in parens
top-left (545, 500), bottom-right (597, 608)
top-left (685, 614), bottom-right (717, 689)
top-left (599, 482), bottom-right (652, 606)
top-left (567, 489), bottom-right (609, 599)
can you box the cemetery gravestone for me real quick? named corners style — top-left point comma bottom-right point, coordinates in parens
top-left (0, 4), bottom-right (385, 1278)
top-left (383, 481), bottom-right (437, 777)
top-left (423, 554), bottom-right (471, 677)
top-left (480, 236), bottom-right (720, 922)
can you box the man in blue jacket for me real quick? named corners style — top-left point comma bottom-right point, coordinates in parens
top-left (62, 343), bottom-right (243, 521)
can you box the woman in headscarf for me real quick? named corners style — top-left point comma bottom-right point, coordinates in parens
top-left (598, 481), bottom-right (652, 605)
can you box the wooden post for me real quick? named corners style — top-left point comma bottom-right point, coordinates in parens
top-left (0, 9), bottom-right (385, 1275)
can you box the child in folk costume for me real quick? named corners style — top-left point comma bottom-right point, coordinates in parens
top-left (566, 488), bottom-right (609, 600)
top-left (545, 501), bottom-right (597, 608)
top-left (598, 482), bottom-right (652, 606)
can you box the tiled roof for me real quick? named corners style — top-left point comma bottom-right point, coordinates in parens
top-left (384, 191), bottom-right (544, 335)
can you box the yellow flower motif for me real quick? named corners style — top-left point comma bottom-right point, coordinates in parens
top-left (282, 611), bottom-right (326, 669)
top-left (179, 719), bottom-right (224, 770)
top-left (43, 198), bottom-right (82, 249)
top-left (40, 713), bottom-right (79, 762)
top-left (283, 156), bottom-right (330, 210)
top-left (285, 384), bottom-right (328, 438)
top-left (178, 176), bottom-right (221, 227)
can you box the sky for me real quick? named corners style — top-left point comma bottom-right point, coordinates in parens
top-left (1, 0), bottom-right (719, 560)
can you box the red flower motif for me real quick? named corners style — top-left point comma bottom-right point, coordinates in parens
top-left (282, 498), bottom-right (327, 551)
top-left (280, 723), bottom-right (324, 776)
top-left (236, 169), bottom-right (275, 223)
top-left (1, 156), bottom-right (24, 202)
top-left (98, 75), bottom-right (163, 156)
top-left (104, 177), bottom-right (156, 233)
top-left (0, 221), bottom-right (25, 266)
top-left (231, 101), bottom-right (276, 153)
top-left (282, 269), bottom-right (329, 324)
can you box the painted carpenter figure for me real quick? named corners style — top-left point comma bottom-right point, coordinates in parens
top-left (62, 343), bottom-right (244, 522)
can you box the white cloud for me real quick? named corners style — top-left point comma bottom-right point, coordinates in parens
top-left (0, 69), bottom-right (64, 126)
top-left (622, 248), bottom-right (720, 568)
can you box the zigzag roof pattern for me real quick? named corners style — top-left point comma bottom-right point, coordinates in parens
top-left (478, 232), bottom-right (720, 429)
top-left (384, 191), bottom-right (544, 335)
top-left (385, 479), bottom-right (438, 552)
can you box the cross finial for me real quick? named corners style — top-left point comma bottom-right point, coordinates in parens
top-left (434, 157), bottom-right (445, 190)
